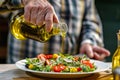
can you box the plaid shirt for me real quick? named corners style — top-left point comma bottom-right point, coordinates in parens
top-left (0, 0), bottom-right (103, 63)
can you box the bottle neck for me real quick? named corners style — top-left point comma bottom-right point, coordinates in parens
top-left (117, 33), bottom-right (120, 47)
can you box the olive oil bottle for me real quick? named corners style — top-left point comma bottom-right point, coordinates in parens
top-left (10, 14), bottom-right (67, 42)
top-left (112, 30), bottom-right (120, 70)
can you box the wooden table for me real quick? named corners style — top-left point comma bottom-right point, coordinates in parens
top-left (0, 64), bottom-right (113, 80)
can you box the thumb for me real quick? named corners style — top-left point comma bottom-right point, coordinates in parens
top-left (80, 44), bottom-right (94, 58)
top-left (53, 13), bottom-right (59, 23)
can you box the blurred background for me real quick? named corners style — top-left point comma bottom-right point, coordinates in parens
top-left (96, 0), bottom-right (120, 62)
top-left (0, 0), bottom-right (120, 63)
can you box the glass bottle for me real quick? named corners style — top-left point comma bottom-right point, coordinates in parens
top-left (113, 67), bottom-right (120, 80)
top-left (10, 14), bottom-right (67, 42)
top-left (112, 30), bottom-right (120, 80)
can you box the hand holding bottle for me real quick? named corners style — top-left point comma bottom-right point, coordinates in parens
top-left (22, 0), bottom-right (59, 32)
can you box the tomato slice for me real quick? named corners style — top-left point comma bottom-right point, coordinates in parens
top-left (81, 60), bottom-right (90, 64)
top-left (58, 64), bottom-right (66, 70)
top-left (81, 60), bottom-right (94, 68)
top-left (87, 63), bottom-right (94, 68)
top-left (52, 64), bottom-right (66, 72)
top-left (52, 66), bottom-right (62, 72)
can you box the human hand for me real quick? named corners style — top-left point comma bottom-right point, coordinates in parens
top-left (80, 43), bottom-right (110, 60)
top-left (22, 0), bottom-right (59, 32)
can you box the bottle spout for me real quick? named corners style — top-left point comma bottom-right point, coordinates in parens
top-left (119, 30), bottom-right (120, 34)
top-left (117, 30), bottom-right (120, 40)
top-left (53, 22), bottom-right (68, 33)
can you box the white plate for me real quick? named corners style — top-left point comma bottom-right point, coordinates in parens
top-left (15, 59), bottom-right (110, 78)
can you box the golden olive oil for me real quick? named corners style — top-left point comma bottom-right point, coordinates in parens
top-left (10, 14), bottom-right (67, 42)
top-left (112, 30), bottom-right (120, 70)
top-left (61, 35), bottom-right (65, 53)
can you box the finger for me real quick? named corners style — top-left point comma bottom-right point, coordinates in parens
top-left (93, 52), bottom-right (100, 60)
top-left (93, 52), bottom-right (106, 60)
top-left (80, 44), bottom-right (94, 58)
top-left (35, 0), bottom-right (46, 26)
top-left (44, 3), bottom-right (55, 32)
top-left (45, 12), bottom-right (53, 32)
top-left (93, 46), bottom-right (110, 56)
top-left (85, 47), bottom-right (94, 58)
top-left (53, 13), bottom-right (59, 23)
top-left (36, 9), bottom-right (45, 26)
top-left (24, 4), bottom-right (32, 22)
top-left (30, 7), bottom-right (39, 24)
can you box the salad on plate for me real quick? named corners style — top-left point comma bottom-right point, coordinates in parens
top-left (25, 53), bottom-right (97, 73)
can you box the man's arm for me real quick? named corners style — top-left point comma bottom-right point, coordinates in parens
top-left (79, 0), bottom-right (110, 60)
top-left (81, 0), bottom-right (103, 47)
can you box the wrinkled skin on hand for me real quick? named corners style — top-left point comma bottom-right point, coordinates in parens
top-left (22, 0), bottom-right (59, 32)
top-left (80, 43), bottom-right (110, 61)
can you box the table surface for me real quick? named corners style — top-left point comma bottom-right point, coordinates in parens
top-left (0, 63), bottom-right (113, 80)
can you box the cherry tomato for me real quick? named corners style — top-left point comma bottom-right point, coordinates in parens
top-left (70, 67), bottom-right (77, 72)
top-left (52, 66), bottom-right (62, 72)
top-left (45, 54), bottom-right (53, 59)
top-left (58, 64), bottom-right (66, 70)
top-left (77, 67), bottom-right (82, 71)
top-left (52, 54), bottom-right (58, 59)
top-left (52, 64), bottom-right (66, 72)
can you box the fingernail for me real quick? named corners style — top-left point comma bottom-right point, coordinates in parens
top-left (90, 53), bottom-right (94, 58)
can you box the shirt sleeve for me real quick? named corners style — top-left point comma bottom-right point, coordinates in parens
top-left (81, 0), bottom-right (104, 47)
